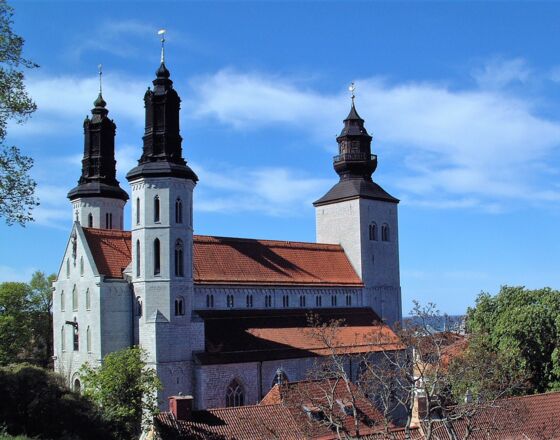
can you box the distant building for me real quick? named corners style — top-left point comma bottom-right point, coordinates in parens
top-left (52, 56), bottom-right (402, 409)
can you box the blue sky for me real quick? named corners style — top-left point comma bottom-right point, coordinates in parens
top-left (2, 1), bottom-right (560, 315)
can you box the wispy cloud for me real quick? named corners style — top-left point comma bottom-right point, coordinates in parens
top-left (190, 66), bottom-right (560, 211)
top-left (472, 57), bottom-right (532, 89)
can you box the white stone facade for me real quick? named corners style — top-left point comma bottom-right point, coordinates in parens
top-left (71, 197), bottom-right (125, 230)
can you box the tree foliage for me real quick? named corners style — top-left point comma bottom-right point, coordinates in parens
top-left (0, 282), bottom-right (33, 365)
top-left (466, 286), bottom-right (560, 393)
top-left (0, 363), bottom-right (112, 439)
top-left (80, 346), bottom-right (162, 440)
top-left (28, 271), bottom-right (56, 367)
top-left (0, 0), bottom-right (38, 226)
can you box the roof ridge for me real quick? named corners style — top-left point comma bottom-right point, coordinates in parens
top-left (208, 402), bottom-right (283, 412)
top-left (193, 234), bottom-right (343, 249)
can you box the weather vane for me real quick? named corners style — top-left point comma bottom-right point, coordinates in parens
top-left (348, 82), bottom-right (356, 104)
top-left (98, 64), bottom-right (103, 95)
top-left (158, 29), bottom-right (166, 63)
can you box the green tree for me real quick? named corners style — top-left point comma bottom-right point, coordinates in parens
top-left (80, 346), bottom-right (162, 440)
top-left (28, 271), bottom-right (56, 367)
top-left (466, 286), bottom-right (560, 393)
top-left (0, 363), bottom-right (112, 439)
top-left (0, 282), bottom-right (33, 365)
top-left (0, 0), bottom-right (38, 226)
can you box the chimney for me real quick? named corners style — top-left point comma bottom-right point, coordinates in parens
top-left (169, 395), bottom-right (194, 421)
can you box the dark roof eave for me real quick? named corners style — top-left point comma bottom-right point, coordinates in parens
top-left (126, 161), bottom-right (198, 182)
top-left (67, 182), bottom-right (129, 201)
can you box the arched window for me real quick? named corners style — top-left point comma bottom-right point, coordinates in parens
top-left (154, 196), bottom-right (160, 223)
top-left (227, 295), bottom-right (234, 308)
top-left (272, 369), bottom-right (288, 387)
top-left (316, 295), bottom-right (322, 307)
top-left (265, 295), bottom-right (272, 308)
top-left (369, 222), bottom-right (377, 241)
top-left (175, 198), bottom-right (183, 224)
top-left (66, 258), bottom-right (70, 278)
top-left (136, 297), bottom-right (142, 317)
top-left (154, 238), bottom-right (161, 276)
top-left (175, 297), bottom-right (184, 316)
top-left (86, 326), bottom-right (91, 352)
top-left (206, 294), bottom-right (214, 308)
top-left (225, 379), bottom-right (245, 407)
top-left (105, 212), bottom-right (112, 229)
top-left (246, 294), bottom-right (253, 308)
top-left (88, 213), bottom-right (93, 228)
top-left (283, 295), bottom-right (289, 307)
top-left (61, 326), bottom-right (65, 351)
top-left (346, 294), bottom-right (352, 306)
top-left (74, 378), bottom-right (81, 392)
top-left (80, 256), bottom-right (84, 276)
top-left (72, 285), bottom-right (78, 311)
top-left (136, 240), bottom-right (141, 277)
top-left (299, 295), bottom-right (306, 307)
top-left (61, 290), bottom-right (65, 311)
top-left (381, 224), bottom-right (390, 242)
top-left (136, 198), bottom-right (140, 225)
top-left (175, 239), bottom-right (184, 277)
top-left (73, 318), bottom-right (79, 351)
top-left (85, 288), bottom-right (91, 310)
top-left (331, 295), bottom-right (337, 307)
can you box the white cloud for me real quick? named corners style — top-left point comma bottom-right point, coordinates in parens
top-left (194, 163), bottom-right (331, 216)
top-left (472, 58), bottom-right (532, 89)
top-left (190, 68), bottom-right (560, 211)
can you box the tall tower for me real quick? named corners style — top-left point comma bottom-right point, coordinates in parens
top-left (314, 86), bottom-right (401, 325)
top-left (126, 34), bottom-right (199, 403)
top-left (68, 70), bottom-right (128, 229)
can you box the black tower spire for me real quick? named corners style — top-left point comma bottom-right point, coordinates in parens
top-left (126, 61), bottom-right (197, 182)
top-left (314, 90), bottom-right (398, 206)
top-left (67, 91), bottom-right (128, 202)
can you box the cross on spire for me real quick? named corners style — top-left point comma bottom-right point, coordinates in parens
top-left (158, 29), bottom-right (166, 63)
top-left (349, 82), bottom-right (356, 105)
top-left (98, 64), bottom-right (103, 95)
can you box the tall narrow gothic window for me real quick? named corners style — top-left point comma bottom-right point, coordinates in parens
top-left (61, 290), bottom-right (65, 311)
top-left (80, 256), bottom-right (84, 276)
top-left (72, 285), bottom-right (78, 311)
top-left (299, 295), bottom-right (306, 307)
top-left (316, 295), bottom-right (322, 307)
top-left (136, 240), bottom-right (141, 277)
top-left (86, 326), bottom-right (91, 352)
top-left (265, 295), bottom-right (272, 308)
top-left (175, 297), bottom-right (184, 316)
top-left (154, 239), bottom-right (161, 276)
top-left (85, 288), bottom-right (91, 310)
top-left (331, 295), bottom-right (337, 306)
top-left (105, 213), bottom-right (112, 229)
top-left (175, 239), bottom-right (184, 277)
top-left (73, 318), bottom-right (79, 351)
top-left (88, 213), bottom-right (93, 228)
top-left (369, 222), bottom-right (377, 241)
top-left (226, 379), bottom-right (245, 407)
top-left (206, 294), bottom-right (214, 308)
top-left (227, 295), bottom-right (234, 308)
top-left (154, 196), bottom-right (160, 223)
top-left (175, 198), bottom-right (183, 224)
top-left (136, 198), bottom-right (140, 225)
top-left (61, 327), bottom-right (65, 351)
top-left (381, 224), bottom-right (390, 242)
top-left (246, 294), bottom-right (253, 308)
top-left (66, 259), bottom-right (70, 278)
top-left (136, 297), bottom-right (143, 317)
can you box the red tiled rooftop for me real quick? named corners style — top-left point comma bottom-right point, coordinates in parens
top-left (81, 228), bottom-right (363, 286)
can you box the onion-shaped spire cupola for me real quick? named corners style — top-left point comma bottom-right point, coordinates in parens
top-left (314, 83), bottom-right (398, 206)
top-left (126, 30), bottom-right (198, 182)
top-left (68, 66), bottom-right (128, 202)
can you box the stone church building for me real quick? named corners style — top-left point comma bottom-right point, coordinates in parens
top-left (52, 57), bottom-right (403, 410)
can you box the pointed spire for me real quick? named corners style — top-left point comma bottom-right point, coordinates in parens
top-left (126, 31), bottom-right (198, 183)
top-left (68, 66), bottom-right (128, 202)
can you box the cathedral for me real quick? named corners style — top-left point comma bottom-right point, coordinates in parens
top-left (52, 54), bottom-right (402, 410)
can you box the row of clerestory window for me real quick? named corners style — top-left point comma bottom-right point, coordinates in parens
top-left (135, 196), bottom-right (185, 225)
top-left (135, 238), bottom-right (184, 278)
top-left (369, 222), bottom-right (390, 242)
top-left (212, 293), bottom-right (353, 308)
top-left (134, 296), bottom-right (185, 317)
top-left (60, 286), bottom-right (91, 312)
top-left (60, 320), bottom-right (92, 353)
top-left (85, 213), bottom-right (116, 229)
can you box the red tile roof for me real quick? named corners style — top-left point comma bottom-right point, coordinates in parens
top-left (81, 228), bottom-right (362, 286)
top-left (82, 228), bottom-right (131, 279)
top-left (155, 403), bottom-right (303, 439)
top-left (195, 309), bottom-right (402, 364)
top-left (260, 379), bottom-right (390, 439)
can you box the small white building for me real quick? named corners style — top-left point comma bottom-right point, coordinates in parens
top-left (52, 59), bottom-right (402, 410)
